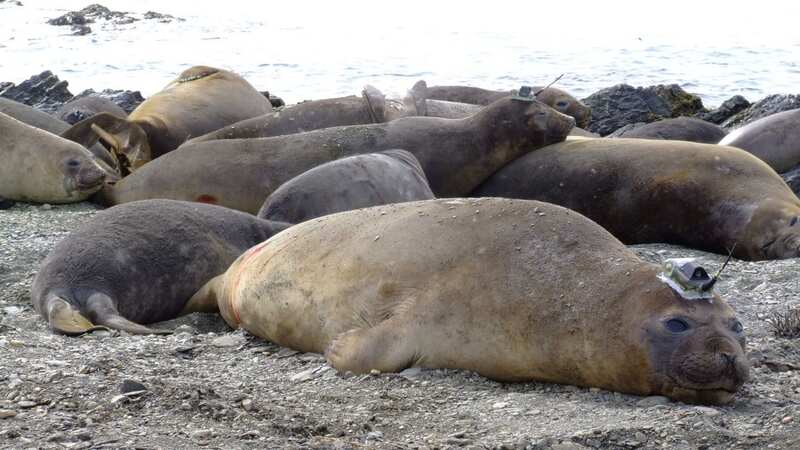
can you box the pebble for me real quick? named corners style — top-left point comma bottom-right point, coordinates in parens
top-left (366, 431), bottom-right (383, 441)
top-left (492, 402), bottom-right (509, 409)
top-left (781, 416), bottom-right (793, 424)
top-left (16, 401), bottom-right (37, 409)
top-left (241, 398), bottom-right (255, 411)
top-left (693, 406), bottom-right (721, 417)
top-left (210, 334), bottom-right (246, 348)
top-left (637, 396), bottom-right (671, 407)
top-left (120, 379), bottom-right (147, 394)
top-left (290, 365), bottom-right (331, 382)
top-left (0, 409), bottom-right (17, 419)
top-left (192, 429), bottom-right (214, 440)
top-left (398, 367), bottom-right (423, 379)
top-left (174, 325), bottom-right (195, 334)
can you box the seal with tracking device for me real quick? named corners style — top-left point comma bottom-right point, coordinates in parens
top-left (657, 244), bottom-right (736, 301)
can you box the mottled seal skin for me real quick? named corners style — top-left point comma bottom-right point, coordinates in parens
top-left (257, 150), bottom-right (434, 223)
top-left (99, 95), bottom-right (575, 214)
top-left (427, 84), bottom-right (591, 128)
top-left (62, 66), bottom-right (272, 175)
top-left (190, 198), bottom-right (749, 405)
top-left (474, 137), bottom-right (800, 261)
top-left (611, 117), bottom-right (726, 143)
top-left (719, 108), bottom-right (800, 173)
top-left (31, 199), bottom-right (289, 335)
top-left (0, 112), bottom-right (108, 204)
top-left (56, 95), bottom-right (128, 125)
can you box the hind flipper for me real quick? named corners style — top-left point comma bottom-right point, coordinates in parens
top-left (180, 281), bottom-right (220, 315)
top-left (407, 80), bottom-right (428, 116)
top-left (45, 295), bottom-right (109, 336)
top-left (85, 292), bottom-right (171, 335)
top-left (325, 320), bottom-right (417, 374)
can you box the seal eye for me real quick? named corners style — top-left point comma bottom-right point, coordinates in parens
top-left (556, 100), bottom-right (569, 109)
top-left (66, 159), bottom-right (81, 168)
top-left (790, 216), bottom-right (798, 226)
top-left (732, 320), bottom-right (744, 333)
top-left (665, 318), bottom-right (690, 333)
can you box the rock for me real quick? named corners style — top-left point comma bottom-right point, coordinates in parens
top-left (210, 334), bottom-right (246, 348)
top-left (0, 71), bottom-right (74, 114)
top-left (40, 204), bottom-right (52, 210)
top-left (366, 431), bottom-right (384, 441)
top-left (696, 95), bottom-right (750, 124)
top-left (722, 94), bottom-right (800, 129)
top-left (71, 24), bottom-right (92, 36)
top-left (397, 367), bottom-right (424, 380)
top-left (143, 11), bottom-right (184, 23)
top-left (582, 84), bottom-right (672, 136)
top-left (0, 409), bottom-right (17, 419)
top-left (173, 324), bottom-right (195, 334)
top-left (645, 84), bottom-right (706, 117)
top-left (692, 406), bottom-right (721, 417)
top-left (491, 401), bottom-right (509, 409)
top-left (109, 394), bottom-right (129, 405)
top-left (261, 91), bottom-right (285, 108)
top-left (16, 400), bottom-right (36, 409)
top-left (637, 395), bottom-right (670, 407)
top-left (47, 12), bottom-right (92, 26)
top-left (290, 365), bottom-right (331, 382)
top-left (192, 429), bottom-right (214, 440)
top-left (241, 398), bottom-right (255, 411)
top-left (782, 416), bottom-right (793, 424)
top-left (120, 379), bottom-right (147, 394)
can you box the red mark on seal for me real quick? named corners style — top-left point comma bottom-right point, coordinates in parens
top-left (195, 194), bottom-right (218, 204)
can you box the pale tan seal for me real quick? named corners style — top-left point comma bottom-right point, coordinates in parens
top-left (0, 111), bottom-right (109, 204)
top-left (190, 198), bottom-right (748, 405)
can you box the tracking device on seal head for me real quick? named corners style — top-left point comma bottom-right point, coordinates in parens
top-left (657, 258), bottom-right (715, 300)
top-left (511, 86), bottom-right (535, 102)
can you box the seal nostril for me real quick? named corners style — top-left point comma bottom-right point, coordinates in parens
top-left (790, 216), bottom-right (798, 226)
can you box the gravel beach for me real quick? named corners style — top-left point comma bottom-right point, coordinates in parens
top-left (0, 202), bottom-right (798, 449)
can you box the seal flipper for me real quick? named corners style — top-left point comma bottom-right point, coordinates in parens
top-left (361, 85), bottom-right (387, 123)
top-left (325, 320), bottom-right (418, 374)
top-left (84, 292), bottom-right (171, 335)
top-left (45, 295), bottom-right (109, 336)
top-left (407, 80), bottom-right (428, 116)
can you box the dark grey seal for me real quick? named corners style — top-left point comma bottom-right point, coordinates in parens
top-left (31, 199), bottom-right (289, 335)
top-left (56, 95), bottom-right (128, 125)
top-left (719, 108), bottom-right (800, 173)
top-left (257, 150), bottom-right (435, 223)
top-left (610, 117), bottom-right (726, 143)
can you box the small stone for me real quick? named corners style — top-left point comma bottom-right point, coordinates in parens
top-left (0, 409), bottom-right (17, 419)
top-left (75, 431), bottom-right (92, 441)
top-left (397, 367), bottom-right (423, 380)
top-left (192, 429), bottom-right (214, 440)
top-left (16, 401), bottom-right (36, 409)
top-left (366, 431), bottom-right (383, 441)
top-left (370, 369), bottom-right (381, 375)
top-left (211, 334), bottom-right (246, 348)
top-left (782, 416), bottom-right (793, 424)
top-left (120, 379), bottom-right (147, 394)
top-left (174, 324), bottom-right (195, 334)
top-left (241, 398), bottom-right (255, 411)
top-left (693, 406), bottom-right (721, 416)
top-left (110, 395), bottom-right (128, 405)
top-left (41, 203), bottom-right (52, 210)
top-left (47, 432), bottom-right (66, 442)
top-left (637, 396), bottom-right (670, 407)
top-left (492, 401), bottom-right (509, 409)
top-left (290, 365), bottom-right (331, 382)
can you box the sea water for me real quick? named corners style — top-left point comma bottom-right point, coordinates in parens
top-left (2, 0), bottom-right (800, 106)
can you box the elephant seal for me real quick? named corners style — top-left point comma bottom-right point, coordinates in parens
top-left (56, 95), bottom-right (128, 125)
top-left (99, 93), bottom-right (575, 213)
top-left (257, 150), bottom-right (434, 223)
top-left (31, 199), bottom-right (289, 335)
top-left (609, 117), bottom-right (726, 143)
top-left (62, 66), bottom-right (273, 175)
top-left (0, 112), bottom-right (108, 204)
top-left (190, 198), bottom-right (749, 405)
top-left (427, 84), bottom-right (591, 128)
top-left (474, 137), bottom-right (800, 261)
top-left (719, 108), bottom-right (800, 173)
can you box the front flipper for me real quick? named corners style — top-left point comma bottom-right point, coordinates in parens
top-left (85, 292), bottom-right (171, 335)
top-left (45, 295), bottom-right (109, 336)
top-left (325, 320), bottom-right (418, 374)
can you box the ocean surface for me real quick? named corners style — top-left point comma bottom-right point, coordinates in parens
top-left (2, 1), bottom-right (800, 107)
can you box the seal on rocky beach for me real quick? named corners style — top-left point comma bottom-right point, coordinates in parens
top-left (257, 149), bottom-right (434, 223)
top-left (190, 198), bottom-right (749, 405)
top-left (62, 66), bottom-right (273, 175)
top-left (56, 94), bottom-right (128, 125)
top-left (98, 92), bottom-right (575, 213)
top-left (719, 108), bottom-right (800, 173)
top-left (0, 111), bottom-right (109, 204)
top-left (427, 84), bottom-right (591, 128)
top-left (473, 137), bottom-right (800, 261)
top-left (609, 117), bottom-right (726, 143)
top-left (30, 199), bottom-right (289, 335)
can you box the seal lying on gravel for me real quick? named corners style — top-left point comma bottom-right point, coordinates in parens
top-left (98, 93), bottom-right (575, 213)
top-left (609, 117), bottom-right (726, 143)
top-left (427, 84), bottom-right (591, 128)
top-left (0, 112), bottom-right (109, 204)
top-left (31, 199), bottom-right (289, 335)
top-left (190, 198), bottom-right (749, 405)
top-left (257, 150), bottom-right (434, 223)
top-left (474, 137), bottom-right (800, 260)
top-left (719, 108), bottom-right (800, 173)
top-left (62, 66), bottom-right (273, 175)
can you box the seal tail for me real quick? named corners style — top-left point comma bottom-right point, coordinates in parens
top-left (84, 292), bottom-right (172, 335)
top-left (44, 294), bottom-right (109, 336)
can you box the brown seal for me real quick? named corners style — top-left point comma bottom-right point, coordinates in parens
top-left (190, 198), bottom-right (748, 405)
top-left (98, 94), bottom-right (575, 213)
top-left (31, 199), bottom-right (288, 335)
top-left (474, 137), bottom-right (800, 260)
top-left (719, 108), bottom-right (800, 173)
top-left (0, 111), bottom-right (108, 204)
top-left (257, 149), bottom-right (434, 223)
top-left (426, 84), bottom-right (591, 128)
top-left (62, 66), bottom-right (273, 175)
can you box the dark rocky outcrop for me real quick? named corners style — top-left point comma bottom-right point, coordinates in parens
top-left (0, 71), bottom-right (73, 115)
top-left (696, 95), bottom-right (750, 125)
top-left (47, 4), bottom-right (184, 35)
top-left (261, 91), bottom-right (285, 108)
top-left (582, 84), bottom-right (705, 136)
top-left (71, 88), bottom-right (145, 114)
top-left (722, 94), bottom-right (800, 129)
